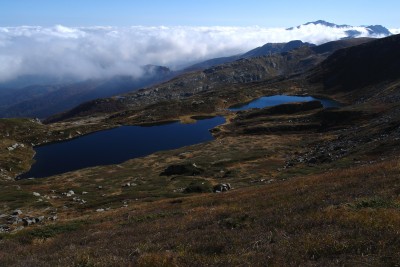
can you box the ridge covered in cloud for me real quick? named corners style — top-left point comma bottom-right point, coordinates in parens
top-left (0, 24), bottom-right (390, 83)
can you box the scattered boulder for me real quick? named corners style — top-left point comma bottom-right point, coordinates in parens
top-left (22, 218), bottom-right (34, 226)
top-left (21, 216), bottom-right (45, 226)
top-left (96, 208), bottom-right (105, 212)
top-left (6, 143), bottom-right (25, 151)
top-left (213, 183), bottom-right (232, 193)
top-left (0, 225), bottom-right (10, 233)
top-left (7, 143), bottom-right (19, 151)
top-left (48, 215), bottom-right (58, 221)
top-left (72, 197), bottom-right (87, 204)
top-left (122, 182), bottom-right (131, 187)
top-left (33, 192), bottom-right (41, 197)
top-left (7, 215), bottom-right (22, 225)
top-left (12, 209), bottom-right (23, 216)
top-left (35, 216), bottom-right (45, 223)
top-left (160, 163), bottom-right (204, 176)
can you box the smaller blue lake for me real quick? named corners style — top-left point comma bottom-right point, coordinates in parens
top-left (229, 95), bottom-right (341, 111)
top-left (19, 116), bottom-right (225, 179)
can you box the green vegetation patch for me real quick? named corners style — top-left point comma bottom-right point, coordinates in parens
top-left (348, 197), bottom-right (400, 210)
top-left (184, 180), bottom-right (213, 193)
top-left (0, 189), bottom-right (36, 210)
top-left (28, 221), bottom-right (85, 239)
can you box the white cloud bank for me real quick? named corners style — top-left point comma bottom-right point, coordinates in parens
top-left (390, 28), bottom-right (400, 34)
top-left (0, 24), bottom-right (390, 83)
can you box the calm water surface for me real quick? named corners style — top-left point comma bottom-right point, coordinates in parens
top-left (19, 116), bottom-right (225, 179)
top-left (229, 95), bottom-right (341, 111)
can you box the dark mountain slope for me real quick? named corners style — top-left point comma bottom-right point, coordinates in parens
top-left (310, 37), bottom-right (374, 54)
top-left (309, 34), bottom-right (400, 92)
top-left (241, 40), bottom-right (314, 58)
top-left (183, 55), bottom-right (242, 72)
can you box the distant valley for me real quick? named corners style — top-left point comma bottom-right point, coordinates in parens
top-left (0, 65), bottom-right (175, 118)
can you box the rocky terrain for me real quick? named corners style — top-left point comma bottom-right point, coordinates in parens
top-left (0, 34), bottom-right (400, 266)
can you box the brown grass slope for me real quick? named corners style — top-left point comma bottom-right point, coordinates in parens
top-left (1, 159), bottom-right (399, 266)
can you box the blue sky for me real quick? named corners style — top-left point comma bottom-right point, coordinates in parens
top-left (0, 0), bottom-right (399, 27)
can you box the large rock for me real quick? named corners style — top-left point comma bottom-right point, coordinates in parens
top-left (7, 215), bottom-right (22, 225)
top-left (22, 218), bottom-right (34, 226)
top-left (35, 216), bottom-right (45, 223)
top-left (213, 183), bottom-right (232, 193)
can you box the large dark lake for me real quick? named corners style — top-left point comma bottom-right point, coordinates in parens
top-left (19, 116), bottom-right (225, 179)
top-left (229, 95), bottom-right (341, 111)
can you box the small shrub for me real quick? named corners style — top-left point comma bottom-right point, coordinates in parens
top-left (28, 221), bottom-right (85, 240)
top-left (350, 197), bottom-right (400, 209)
top-left (219, 214), bottom-right (253, 229)
top-left (184, 180), bottom-right (213, 193)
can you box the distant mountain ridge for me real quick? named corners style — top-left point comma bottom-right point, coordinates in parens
top-left (184, 40), bottom-right (314, 72)
top-left (288, 20), bottom-right (392, 38)
top-left (186, 20), bottom-right (391, 72)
